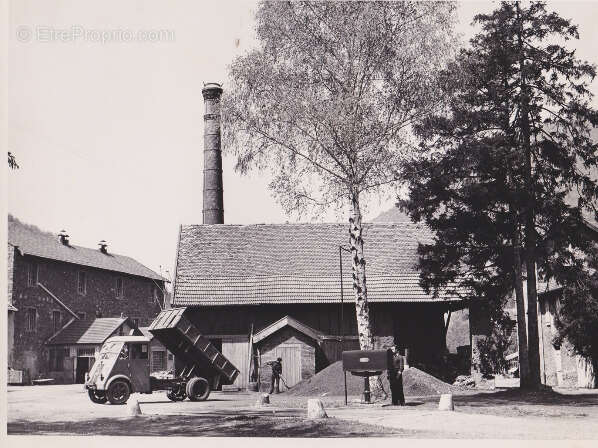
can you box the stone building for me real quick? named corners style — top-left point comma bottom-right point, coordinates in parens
top-left (7, 215), bottom-right (167, 383)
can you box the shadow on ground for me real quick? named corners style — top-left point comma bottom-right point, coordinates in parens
top-left (451, 389), bottom-right (598, 407)
top-left (8, 412), bottom-right (411, 437)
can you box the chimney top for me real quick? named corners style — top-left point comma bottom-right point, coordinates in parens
top-left (98, 240), bottom-right (108, 254)
top-left (202, 82), bottom-right (223, 99)
top-left (58, 230), bottom-right (69, 245)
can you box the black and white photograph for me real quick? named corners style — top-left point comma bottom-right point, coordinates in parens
top-left (2, 0), bottom-right (598, 442)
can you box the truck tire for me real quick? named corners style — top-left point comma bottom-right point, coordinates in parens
top-left (107, 379), bottom-right (131, 405)
top-left (88, 389), bottom-right (107, 404)
top-left (167, 384), bottom-right (186, 402)
top-left (186, 377), bottom-right (210, 401)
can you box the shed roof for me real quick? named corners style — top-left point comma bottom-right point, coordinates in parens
top-left (253, 316), bottom-right (322, 343)
top-left (8, 215), bottom-right (165, 281)
top-left (174, 222), bottom-right (465, 306)
top-left (47, 317), bottom-right (132, 345)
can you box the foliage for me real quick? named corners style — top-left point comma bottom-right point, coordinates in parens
top-left (8, 152), bottom-right (19, 169)
top-left (553, 246), bottom-right (598, 364)
top-left (400, 1), bottom-right (598, 382)
top-left (223, 1), bottom-right (457, 218)
top-left (477, 309), bottom-right (517, 377)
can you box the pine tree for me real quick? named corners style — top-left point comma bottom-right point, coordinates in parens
top-left (402, 1), bottom-right (598, 389)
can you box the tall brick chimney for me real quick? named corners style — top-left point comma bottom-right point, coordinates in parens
top-left (202, 82), bottom-right (224, 224)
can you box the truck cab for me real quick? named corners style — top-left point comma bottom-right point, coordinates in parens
top-left (85, 336), bottom-right (151, 404)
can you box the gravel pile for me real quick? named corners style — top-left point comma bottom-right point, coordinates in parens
top-left (287, 361), bottom-right (455, 397)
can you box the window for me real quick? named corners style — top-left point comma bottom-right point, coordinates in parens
top-left (116, 278), bottom-right (124, 298)
top-left (26, 308), bottom-right (37, 331)
top-left (52, 311), bottom-right (62, 333)
top-left (27, 263), bottom-right (38, 286)
top-left (131, 343), bottom-right (148, 360)
top-left (151, 350), bottom-right (166, 372)
top-left (77, 312), bottom-right (86, 320)
top-left (77, 347), bottom-right (95, 357)
top-left (77, 271), bottom-right (87, 295)
top-left (132, 318), bottom-right (139, 328)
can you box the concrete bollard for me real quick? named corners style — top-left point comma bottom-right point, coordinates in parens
top-left (307, 399), bottom-right (328, 419)
top-left (256, 393), bottom-right (270, 406)
top-left (127, 398), bottom-right (142, 417)
top-left (438, 393), bottom-right (454, 411)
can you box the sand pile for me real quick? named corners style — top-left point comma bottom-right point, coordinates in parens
top-left (287, 361), bottom-right (454, 397)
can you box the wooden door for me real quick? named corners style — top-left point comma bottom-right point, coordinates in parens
top-left (222, 337), bottom-right (249, 389)
top-left (129, 343), bottom-right (151, 393)
top-left (273, 344), bottom-right (302, 387)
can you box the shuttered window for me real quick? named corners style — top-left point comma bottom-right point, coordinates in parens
top-left (27, 263), bottom-right (38, 286)
top-left (77, 271), bottom-right (87, 295)
top-left (26, 308), bottom-right (37, 331)
top-left (116, 278), bottom-right (124, 298)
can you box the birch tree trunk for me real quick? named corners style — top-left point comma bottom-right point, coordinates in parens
top-left (349, 188), bottom-right (386, 399)
top-left (349, 189), bottom-right (374, 351)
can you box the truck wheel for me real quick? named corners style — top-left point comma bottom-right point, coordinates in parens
top-left (107, 380), bottom-right (130, 405)
top-left (88, 389), bottom-right (107, 404)
top-left (186, 377), bottom-right (210, 401)
top-left (167, 387), bottom-right (186, 402)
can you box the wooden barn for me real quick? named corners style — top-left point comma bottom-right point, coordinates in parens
top-left (172, 222), bottom-right (467, 390)
top-left (170, 83), bottom-right (468, 390)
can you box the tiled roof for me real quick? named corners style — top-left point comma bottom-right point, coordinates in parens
top-left (47, 317), bottom-right (130, 345)
top-left (174, 222), bottom-right (465, 306)
top-left (8, 216), bottom-right (165, 281)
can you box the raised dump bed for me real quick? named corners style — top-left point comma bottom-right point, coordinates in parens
top-left (148, 307), bottom-right (240, 385)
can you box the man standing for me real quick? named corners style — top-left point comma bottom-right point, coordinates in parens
top-left (387, 345), bottom-right (405, 406)
top-left (268, 357), bottom-right (283, 394)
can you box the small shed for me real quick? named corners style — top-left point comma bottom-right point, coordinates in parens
top-left (46, 316), bottom-right (141, 383)
top-left (253, 316), bottom-right (322, 389)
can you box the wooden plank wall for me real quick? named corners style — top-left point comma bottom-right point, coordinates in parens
top-left (221, 336), bottom-right (249, 389)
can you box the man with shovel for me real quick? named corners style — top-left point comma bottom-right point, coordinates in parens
top-left (268, 357), bottom-right (283, 394)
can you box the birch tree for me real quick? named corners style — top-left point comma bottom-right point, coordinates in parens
top-left (222, 1), bottom-right (456, 359)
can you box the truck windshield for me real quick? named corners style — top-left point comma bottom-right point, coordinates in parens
top-left (99, 341), bottom-right (123, 360)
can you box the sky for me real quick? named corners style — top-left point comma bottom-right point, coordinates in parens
top-left (6, 0), bottom-right (598, 281)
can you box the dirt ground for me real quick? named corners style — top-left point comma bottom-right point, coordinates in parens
top-left (6, 384), bottom-right (598, 438)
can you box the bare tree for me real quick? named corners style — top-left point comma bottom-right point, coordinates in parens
top-left (223, 1), bottom-right (456, 368)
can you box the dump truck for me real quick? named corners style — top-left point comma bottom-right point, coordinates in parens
top-left (85, 307), bottom-right (240, 405)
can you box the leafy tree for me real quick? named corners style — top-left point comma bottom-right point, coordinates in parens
top-left (8, 152), bottom-right (19, 169)
top-left (223, 0), bottom-right (457, 368)
top-left (401, 1), bottom-right (598, 389)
